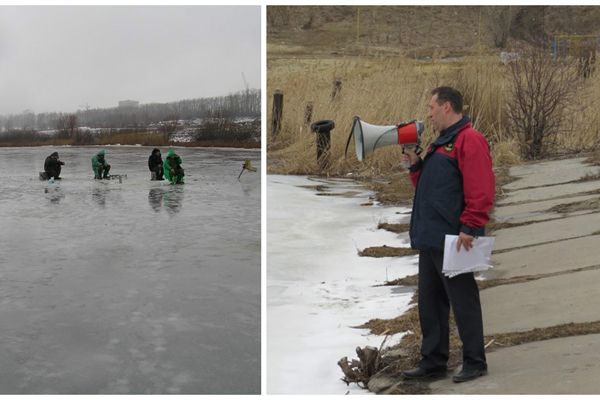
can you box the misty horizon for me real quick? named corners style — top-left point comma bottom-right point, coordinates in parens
top-left (0, 6), bottom-right (260, 115)
top-left (0, 89), bottom-right (260, 118)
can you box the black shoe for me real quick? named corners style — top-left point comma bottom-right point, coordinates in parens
top-left (402, 366), bottom-right (447, 380)
top-left (452, 367), bottom-right (487, 383)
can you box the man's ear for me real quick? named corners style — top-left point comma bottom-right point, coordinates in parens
top-left (443, 101), bottom-right (452, 114)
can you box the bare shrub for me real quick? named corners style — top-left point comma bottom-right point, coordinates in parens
top-left (506, 46), bottom-right (580, 159)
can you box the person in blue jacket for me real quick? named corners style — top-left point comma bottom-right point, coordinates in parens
top-left (401, 86), bottom-right (495, 384)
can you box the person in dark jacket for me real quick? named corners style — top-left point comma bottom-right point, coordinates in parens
top-left (148, 148), bottom-right (164, 180)
top-left (401, 87), bottom-right (495, 383)
top-left (44, 151), bottom-right (65, 179)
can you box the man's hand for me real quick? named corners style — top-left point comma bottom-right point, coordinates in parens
top-left (456, 232), bottom-right (474, 252)
top-left (402, 148), bottom-right (420, 166)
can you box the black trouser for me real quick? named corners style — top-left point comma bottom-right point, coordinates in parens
top-left (96, 164), bottom-right (110, 179)
top-left (151, 164), bottom-right (163, 180)
top-left (417, 249), bottom-right (487, 370)
top-left (45, 166), bottom-right (61, 179)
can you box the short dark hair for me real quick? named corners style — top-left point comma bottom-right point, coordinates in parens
top-left (431, 86), bottom-right (463, 113)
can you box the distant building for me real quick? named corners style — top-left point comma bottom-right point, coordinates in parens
top-left (118, 100), bottom-right (139, 108)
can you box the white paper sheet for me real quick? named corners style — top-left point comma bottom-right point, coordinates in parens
top-left (442, 234), bottom-right (495, 278)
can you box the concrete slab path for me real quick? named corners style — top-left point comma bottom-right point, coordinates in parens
top-left (493, 194), bottom-right (599, 223)
top-left (504, 157), bottom-right (600, 190)
top-left (486, 235), bottom-right (600, 279)
top-left (431, 156), bottom-right (600, 394)
top-left (482, 268), bottom-right (600, 334)
top-left (493, 212), bottom-right (600, 251)
top-left (431, 333), bottom-right (600, 394)
top-left (498, 180), bottom-right (600, 205)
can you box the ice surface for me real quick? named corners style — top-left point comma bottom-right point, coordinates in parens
top-left (267, 175), bottom-right (417, 394)
top-left (0, 146), bottom-right (260, 394)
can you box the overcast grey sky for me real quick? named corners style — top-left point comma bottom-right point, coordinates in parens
top-left (0, 6), bottom-right (260, 115)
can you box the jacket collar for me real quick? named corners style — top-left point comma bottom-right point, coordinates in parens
top-left (432, 115), bottom-right (471, 147)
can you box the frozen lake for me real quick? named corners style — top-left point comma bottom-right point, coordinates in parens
top-left (0, 146), bottom-right (260, 394)
top-left (267, 175), bottom-right (417, 394)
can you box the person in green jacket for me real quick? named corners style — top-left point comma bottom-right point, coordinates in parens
top-left (163, 149), bottom-right (184, 184)
top-left (92, 149), bottom-right (111, 179)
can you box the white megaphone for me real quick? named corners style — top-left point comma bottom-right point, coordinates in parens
top-left (345, 116), bottom-right (424, 161)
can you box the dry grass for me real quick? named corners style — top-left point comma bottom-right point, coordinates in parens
top-left (94, 132), bottom-right (170, 146)
top-left (359, 303), bottom-right (465, 383)
top-left (0, 136), bottom-right (76, 147)
top-left (554, 69), bottom-right (600, 153)
top-left (575, 171), bottom-right (600, 183)
top-left (485, 321), bottom-right (600, 350)
top-left (586, 148), bottom-right (600, 166)
top-left (358, 246), bottom-right (418, 258)
top-left (492, 139), bottom-right (522, 166)
top-left (267, 58), bottom-right (440, 175)
top-left (0, 131), bottom-right (259, 149)
top-left (367, 173), bottom-right (415, 204)
top-left (486, 218), bottom-right (544, 233)
top-left (493, 165), bottom-right (519, 199)
top-left (267, 56), bottom-right (519, 176)
top-left (548, 197), bottom-right (600, 214)
top-left (377, 222), bottom-right (410, 234)
top-left (268, 53), bottom-right (600, 177)
top-left (267, 58), bottom-right (518, 176)
top-left (383, 274), bottom-right (418, 287)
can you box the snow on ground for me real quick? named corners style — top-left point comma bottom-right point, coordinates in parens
top-left (267, 175), bottom-right (417, 394)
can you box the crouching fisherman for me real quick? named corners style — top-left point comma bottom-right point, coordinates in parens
top-left (148, 148), bottom-right (164, 180)
top-left (44, 151), bottom-right (65, 179)
top-left (92, 149), bottom-right (111, 179)
top-left (163, 149), bottom-right (184, 184)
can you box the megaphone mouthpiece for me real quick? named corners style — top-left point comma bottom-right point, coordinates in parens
top-left (397, 120), bottom-right (424, 146)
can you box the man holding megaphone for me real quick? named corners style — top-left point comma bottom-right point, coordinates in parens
top-left (401, 87), bottom-right (495, 383)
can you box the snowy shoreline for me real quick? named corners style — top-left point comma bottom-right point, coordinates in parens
top-left (267, 175), bottom-right (417, 394)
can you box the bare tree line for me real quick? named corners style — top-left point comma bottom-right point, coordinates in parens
top-left (0, 89), bottom-right (260, 132)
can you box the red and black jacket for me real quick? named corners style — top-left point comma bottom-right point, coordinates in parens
top-left (408, 116), bottom-right (495, 251)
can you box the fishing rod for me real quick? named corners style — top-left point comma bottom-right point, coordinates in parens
top-left (238, 159), bottom-right (257, 180)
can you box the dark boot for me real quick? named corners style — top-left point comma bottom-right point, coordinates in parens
top-left (452, 366), bottom-right (487, 383)
top-left (402, 366), bottom-right (447, 380)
